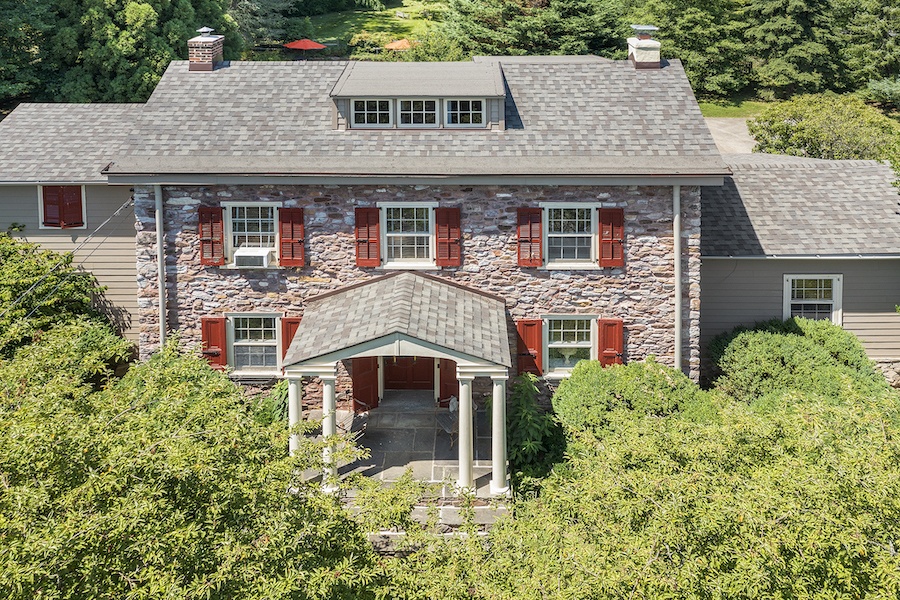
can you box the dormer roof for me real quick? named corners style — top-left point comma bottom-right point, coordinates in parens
top-left (330, 61), bottom-right (506, 98)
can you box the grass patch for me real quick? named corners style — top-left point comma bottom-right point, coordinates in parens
top-left (699, 99), bottom-right (769, 118)
top-left (309, 0), bottom-right (444, 43)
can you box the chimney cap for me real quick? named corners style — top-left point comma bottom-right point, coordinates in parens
top-left (630, 24), bottom-right (659, 34)
top-left (196, 26), bottom-right (216, 36)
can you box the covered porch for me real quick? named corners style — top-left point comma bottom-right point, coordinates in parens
top-left (283, 272), bottom-right (512, 496)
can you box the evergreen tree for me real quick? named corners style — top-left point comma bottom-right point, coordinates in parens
top-left (742, 0), bottom-right (846, 98)
top-left (0, 0), bottom-right (50, 103)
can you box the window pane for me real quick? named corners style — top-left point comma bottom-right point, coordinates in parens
top-left (231, 206), bottom-right (276, 249)
top-left (791, 303), bottom-right (833, 321)
top-left (548, 347), bottom-right (590, 370)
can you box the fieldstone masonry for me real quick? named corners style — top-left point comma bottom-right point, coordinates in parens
top-left (134, 183), bottom-right (702, 396)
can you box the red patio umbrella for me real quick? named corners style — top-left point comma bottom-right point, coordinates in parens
top-left (283, 38), bottom-right (327, 50)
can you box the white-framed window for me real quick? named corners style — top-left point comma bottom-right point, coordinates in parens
top-left (378, 202), bottom-right (438, 268)
top-left (38, 185), bottom-right (87, 230)
top-left (223, 202), bottom-right (281, 267)
top-left (352, 99), bottom-right (393, 127)
top-left (227, 313), bottom-right (281, 374)
top-left (540, 202), bottom-right (602, 269)
top-left (445, 99), bottom-right (485, 127)
top-left (398, 99), bottom-right (438, 127)
top-left (544, 316), bottom-right (597, 376)
top-left (783, 274), bottom-right (843, 324)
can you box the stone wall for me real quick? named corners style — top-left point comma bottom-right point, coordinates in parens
top-left (134, 182), bottom-right (702, 390)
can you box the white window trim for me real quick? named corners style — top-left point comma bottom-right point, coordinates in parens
top-left (542, 315), bottom-right (599, 379)
top-left (37, 184), bottom-right (88, 230)
top-left (782, 274), bottom-right (843, 325)
top-left (221, 201), bottom-right (282, 268)
top-left (226, 312), bottom-right (283, 376)
top-left (350, 98), bottom-right (394, 129)
top-left (444, 98), bottom-right (487, 129)
top-left (538, 202), bottom-right (602, 270)
top-left (397, 98), bottom-right (440, 129)
top-left (376, 201), bottom-right (440, 269)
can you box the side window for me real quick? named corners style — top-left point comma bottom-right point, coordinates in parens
top-left (783, 275), bottom-right (843, 324)
top-left (354, 204), bottom-right (461, 269)
top-left (545, 317), bottom-right (594, 374)
top-left (221, 202), bottom-right (281, 268)
top-left (40, 185), bottom-right (85, 229)
top-left (517, 204), bottom-right (625, 269)
top-left (351, 99), bottom-right (393, 128)
top-left (230, 315), bottom-right (279, 373)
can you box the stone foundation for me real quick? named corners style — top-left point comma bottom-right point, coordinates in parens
top-left (876, 360), bottom-right (900, 388)
top-left (135, 183), bottom-right (701, 381)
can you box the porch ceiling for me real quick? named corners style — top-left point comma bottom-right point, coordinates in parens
top-left (283, 272), bottom-right (512, 368)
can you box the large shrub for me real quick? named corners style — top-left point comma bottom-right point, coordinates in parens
top-left (552, 357), bottom-right (716, 435)
top-left (747, 94), bottom-right (900, 170)
top-left (0, 234), bottom-right (105, 356)
top-left (0, 341), bottom-right (378, 599)
top-left (711, 318), bottom-right (888, 402)
top-left (505, 374), bottom-right (564, 481)
top-left (378, 391), bottom-right (900, 598)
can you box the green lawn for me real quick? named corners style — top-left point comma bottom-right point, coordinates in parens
top-left (309, 0), bottom-right (445, 43)
top-left (698, 100), bottom-right (769, 118)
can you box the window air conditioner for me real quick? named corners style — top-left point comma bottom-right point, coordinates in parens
top-left (232, 247), bottom-right (274, 268)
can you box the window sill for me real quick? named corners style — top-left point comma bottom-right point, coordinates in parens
top-left (222, 264), bottom-right (283, 270)
top-left (539, 263), bottom-right (600, 271)
top-left (230, 370), bottom-right (281, 380)
top-left (378, 263), bottom-right (439, 271)
top-left (543, 371), bottom-right (574, 381)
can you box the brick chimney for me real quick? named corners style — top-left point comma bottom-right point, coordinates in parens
top-left (627, 25), bottom-right (661, 69)
top-left (188, 26), bottom-right (224, 72)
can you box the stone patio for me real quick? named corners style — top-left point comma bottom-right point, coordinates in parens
top-left (308, 389), bottom-right (495, 497)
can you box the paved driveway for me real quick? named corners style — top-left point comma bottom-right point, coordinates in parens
top-left (705, 117), bottom-right (756, 154)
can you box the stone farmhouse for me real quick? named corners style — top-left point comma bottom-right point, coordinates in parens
top-left (1, 28), bottom-right (898, 494)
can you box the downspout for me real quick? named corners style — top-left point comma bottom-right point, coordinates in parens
top-left (154, 184), bottom-right (166, 347)
top-left (673, 184), bottom-right (682, 372)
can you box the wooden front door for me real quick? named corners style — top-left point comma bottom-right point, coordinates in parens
top-left (383, 357), bottom-right (434, 390)
top-left (351, 357), bottom-right (379, 412)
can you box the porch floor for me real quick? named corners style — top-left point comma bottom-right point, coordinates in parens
top-left (310, 390), bottom-right (495, 498)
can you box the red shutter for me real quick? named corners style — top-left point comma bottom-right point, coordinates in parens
top-left (61, 186), bottom-right (84, 228)
top-left (517, 208), bottom-right (542, 267)
top-left (516, 319), bottom-right (543, 375)
top-left (435, 207), bottom-right (462, 267)
top-left (198, 206), bottom-right (225, 266)
top-left (281, 317), bottom-right (302, 359)
top-left (278, 208), bottom-right (305, 267)
top-left (201, 317), bottom-right (227, 370)
top-left (598, 319), bottom-right (624, 366)
top-left (599, 208), bottom-right (625, 268)
top-left (42, 186), bottom-right (63, 227)
top-left (355, 207), bottom-right (380, 267)
top-left (42, 186), bottom-right (82, 228)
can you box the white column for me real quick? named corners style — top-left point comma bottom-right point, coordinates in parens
top-left (490, 375), bottom-right (509, 495)
top-left (321, 373), bottom-right (338, 491)
top-left (456, 373), bottom-right (475, 492)
top-left (287, 377), bottom-right (301, 456)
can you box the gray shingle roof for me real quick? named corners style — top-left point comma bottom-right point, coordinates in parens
top-left (701, 154), bottom-right (900, 256)
top-left (104, 57), bottom-right (727, 177)
top-left (0, 103), bottom-right (143, 183)
top-left (330, 61), bottom-right (505, 97)
top-left (284, 272), bottom-right (511, 367)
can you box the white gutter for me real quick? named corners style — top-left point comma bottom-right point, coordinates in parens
top-left (673, 185), bottom-right (682, 373)
top-left (154, 184), bottom-right (166, 346)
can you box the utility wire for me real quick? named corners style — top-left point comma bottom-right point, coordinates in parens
top-left (1, 196), bottom-right (135, 321)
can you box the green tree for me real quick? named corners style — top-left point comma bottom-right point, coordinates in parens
top-left (36, 0), bottom-right (241, 103)
top-left (742, 0), bottom-right (846, 97)
top-left (0, 0), bottom-right (50, 103)
top-left (626, 0), bottom-right (750, 97)
top-left (748, 94), bottom-right (900, 169)
top-left (443, 0), bottom-right (620, 57)
top-left (837, 0), bottom-right (900, 88)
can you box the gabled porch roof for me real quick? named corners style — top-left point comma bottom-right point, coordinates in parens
top-left (283, 272), bottom-right (512, 370)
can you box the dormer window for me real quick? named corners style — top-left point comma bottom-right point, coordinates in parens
top-left (353, 99), bottom-right (392, 127)
top-left (446, 99), bottom-right (485, 127)
top-left (399, 99), bottom-right (438, 127)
